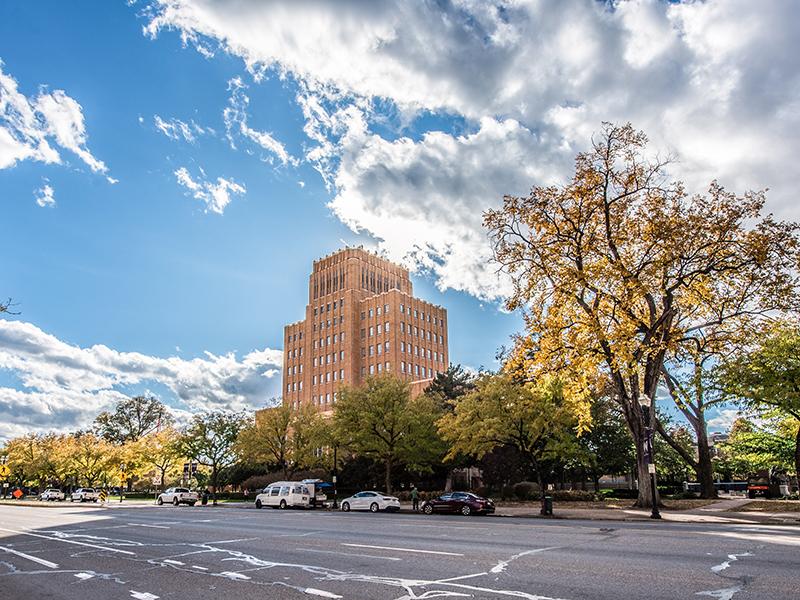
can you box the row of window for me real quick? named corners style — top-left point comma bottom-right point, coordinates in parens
top-left (313, 332), bottom-right (346, 349)
top-left (313, 350), bottom-right (345, 367)
top-left (312, 298), bottom-right (345, 317)
top-left (313, 315), bottom-right (344, 331)
top-left (361, 341), bottom-right (443, 362)
top-left (312, 269), bottom-right (345, 299)
top-left (287, 331), bottom-right (304, 343)
top-left (360, 323), bottom-right (444, 344)
top-left (358, 362), bottom-right (438, 378)
top-left (287, 380), bottom-right (304, 393)
top-left (286, 347), bottom-right (304, 361)
top-left (361, 304), bottom-right (444, 327)
top-left (311, 369), bottom-right (346, 385)
top-left (287, 364), bottom-right (304, 376)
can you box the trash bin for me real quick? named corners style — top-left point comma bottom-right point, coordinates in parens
top-left (542, 495), bottom-right (553, 516)
top-left (201, 491), bottom-right (209, 506)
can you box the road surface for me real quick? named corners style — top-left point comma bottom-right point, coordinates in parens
top-left (0, 503), bottom-right (797, 599)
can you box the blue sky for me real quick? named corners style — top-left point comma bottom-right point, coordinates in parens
top-left (1, 0), bottom-right (798, 439)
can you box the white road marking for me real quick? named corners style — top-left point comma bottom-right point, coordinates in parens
top-left (130, 592), bottom-right (159, 600)
top-left (74, 572), bottom-right (94, 580)
top-left (301, 548), bottom-right (401, 561)
top-left (0, 527), bottom-right (136, 555)
top-left (0, 544), bottom-right (59, 568)
top-left (127, 523), bottom-right (170, 529)
top-left (162, 559), bottom-right (185, 565)
top-left (206, 538), bottom-right (257, 544)
top-left (711, 553), bottom-right (752, 574)
top-left (218, 571), bottom-right (251, 580)
top-left (436, 572), bottom-right (488, 583)
top-left (304, 588), bottom-right (342, 598)
top-left (279, 531), bottom-right (322, 537)
top-left (695, 585), bottom-right (743, 600)
top-left (342, 543), bottom-right (463, 556)
top-left (191, 565), bottom-right (208, 570)
top-left (697, 531), bottom-right (800, 547)
top-left (490, 547), bottom-right (562, 574)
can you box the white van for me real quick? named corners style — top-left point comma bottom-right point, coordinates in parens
top-left (254, 481), bottom-right (311, 509)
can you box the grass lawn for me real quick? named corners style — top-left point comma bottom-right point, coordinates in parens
top-left (494, 498), bottom-right (720, 511)
top-left (740, 500), bottom-right (800, 512)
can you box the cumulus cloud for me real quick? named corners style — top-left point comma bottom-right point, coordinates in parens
top-left (174, 165), bottom-right (245, 214)
top-left (153, 114), bottom-right (206, 142)
top-left (144, 0), bottom-right (800, 299)
top-left (0, 60), bottom-right (113, 181)
top-left (34, 181), bottom-right (55, 208)
top-left (223, 77), bottom-right (297, 166)
top-left (0, 319), bottom-right (282, 440)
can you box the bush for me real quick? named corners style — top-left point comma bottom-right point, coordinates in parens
top-left (514, 482), bottom-right (538, 501)
top-left (598, 488), bottom-right (639, 500)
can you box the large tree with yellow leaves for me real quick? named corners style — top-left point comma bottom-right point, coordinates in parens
top-left (484, 123), bottom-right (800, 507)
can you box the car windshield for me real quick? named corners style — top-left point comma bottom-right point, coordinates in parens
top-left (176, 488), bottom-right (189, 493)
top-left (84, 488), bottom-right (95, 492)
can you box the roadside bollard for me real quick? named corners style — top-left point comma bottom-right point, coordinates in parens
top-left (542, 495), bottom-right (553, 516)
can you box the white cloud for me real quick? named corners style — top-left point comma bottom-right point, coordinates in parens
top-left (707, 408), bottom-right (743, 433)
top-left (144, 0), bottom-right (800, 299)
top-left (0, 61), bottom-right (113, 182)
top-left (174, 165), bottom-right (245, 214)
top-left (153, 114), bottom-right (205, 142)
top-left (34, 181), bottom-right (55, 208)
top-left (0, 319), bottom-right (282, 440)
top-left (223, 77), bottom-right (297, 166)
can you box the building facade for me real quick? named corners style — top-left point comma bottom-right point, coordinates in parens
top-left (280, 247), bottom-right (448, 414)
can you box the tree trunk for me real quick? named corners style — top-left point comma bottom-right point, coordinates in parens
top-left (537, 471), bottom-right (547, 515)
top-left (384, 458), bottom-right (392, 495)
top-left (634, 441), bottom-right (659, 508)
top-left (695, 426), bottom-right (717, 499)
top-left (211, 466), bottom-right (218, 506)
top-left (795, 425), bottom-right (800, 495)
top-left (593, 475), bottom-right (600, 493)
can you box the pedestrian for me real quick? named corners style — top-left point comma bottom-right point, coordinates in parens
top-left (243, 488), bottom-right (249, 500)
top-left (411, 485), bottom-right (419, 512)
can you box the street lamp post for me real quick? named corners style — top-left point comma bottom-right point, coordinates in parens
top-left (332, 445), bottom-right (338, 509)
top-left (638, 395), bottom-right (661, 519)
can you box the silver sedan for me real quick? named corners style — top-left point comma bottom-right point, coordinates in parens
top-left (340, 491), bottom-right (400, 513)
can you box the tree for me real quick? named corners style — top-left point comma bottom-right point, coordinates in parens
top-left (484, 123), bottom-right (800, 507)
top-left (718, 324), bottom-right (800, 488)
top-left (333, 374), bottom-right (444, 494)
top-left (94, 395), bottom-right (173, 444)
top-left (64, 433), bottom-right (117, 487)
top-left (425, 364), bottom-right (476, 409)
top-left (439, 373), bottom-right (580, 515)
top-left (236, 401), bottom-right (326, 478)
top-left (139, 428), bottom-right (184, 491)
top-left (715, 417), bottom-right (796, 482)
top-left (580, 395), bottom-right (636, 492)
top-left (178, 411), bottom-right (244, 504)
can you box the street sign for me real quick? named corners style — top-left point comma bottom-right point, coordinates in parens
top-left (99, 489), bottom-right (108, 502)
top-left (12, 489), bottom-right (22, 499)
top-left (2, 482), bottom-right (8, 488)
top-left (0, 464), bottom-right (10, 477)
top-left (648, 463), bottom-right (656, 474)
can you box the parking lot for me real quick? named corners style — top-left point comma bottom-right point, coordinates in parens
top-left (0, 503), bottom-right (798, 599)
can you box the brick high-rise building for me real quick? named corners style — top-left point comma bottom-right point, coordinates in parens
top-left (280, 247), bottom-right (449, 414)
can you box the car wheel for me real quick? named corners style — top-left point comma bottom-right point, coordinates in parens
top-left (461, 505), bottom-right (472, 516)
top-left (189, 501), bottom-right (196, 506)
top-left (370, 502), bottom-right (379, 513)
top-left (70, 497), bottom-right (74, 502)
top-left (255, 499), bottom-right (263, 509)
top-left (93, 498), bottom-right (98, 503)
top-left (341, 502), bottom-right (350, 512)
top-left (157, 497), bottom-right (163, 505)
top-left (423, 504), bottom-right (433, 515)
top-left (279, 499), bottom-right (287, 509)
top-left (173, 497), bottom-right (179, 506)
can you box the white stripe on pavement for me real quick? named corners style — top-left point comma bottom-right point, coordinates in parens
top-left (301, 548), bottom-right (401, 561)
top-left (0, 527), bottom-right (136, 555)
top-left (341, 543), bottom-right (463, 556)
top-left (304, 588), bottom-right (343, 598)
top-left (0, 544), bottom-right (59, 568)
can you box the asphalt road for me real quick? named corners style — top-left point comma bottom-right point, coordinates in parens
top-left (0, 503), bottom-right (797, 600)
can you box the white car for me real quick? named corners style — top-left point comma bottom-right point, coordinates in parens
top-left (71, 488), bottom-right (99, 502)
top-left (340, 491), bottom-right (400, 513)
top-left (157, 487), bottom-right (198, 506)
top-left (255, 482), bottom-right (310, 509)
top-left (40, 488), bottom-right (65, 501)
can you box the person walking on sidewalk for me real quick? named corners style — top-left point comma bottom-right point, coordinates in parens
top-left (411, 486), bottom-right (419, 512)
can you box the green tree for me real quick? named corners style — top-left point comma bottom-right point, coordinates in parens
top-left (139, 428), bottom-right (184, 491)
top-left (484, 123), bottom-right (800, 507)
top-left (236, 401), bottom-right (327, 478)
top-left (94, 395), bottom-right (173, 444)
top-left (179, 411), bottom-right (245, 504)
top-left (715, 417), bottom-right (796, 482)
top-left (333, 374), bottom-right (444, 494)
top-left (580, 395), bottom-right (636, 492)
top-left (439, 373), bottom-right (580, 515)
top-left (717, 324), bottom-right (800, 487)
top-left (425, 364), bottom-right (476, 409)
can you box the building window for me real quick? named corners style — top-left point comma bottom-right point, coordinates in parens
top-left (326, 354), bottom-right (330, 364)
top-left (333, 333), bottom-right (338, 343)
top-left (400, 304), bottom-right (405, 313)
top-left (361, 367), bottom-right (366, 376)
top-left (414, 326), bottom-right (419, 336)
top-left (369, 365), bottom-right (375, 374)
top-left (326, 393), bottom-right (330, 403)
top-left (339, 316), bottom-right (343, 324)
top-left (369, 326), bottom-right (374, 337)
top-left (299, 347), bottom-right (303, 356)
top-left (361, 328), bottom-right (366, 339)
top-left (369, 308), bottom-right (374, 318)
top-left (377, 363), bottom-right (383, 372)
top-left (361, 311), bottom-right (366, 320)
top-left (369, 345), bottom-right (374, 356)
top-left (377, 306), bottom-right (382, 315)
top-left (312, 375), bottom-right (317, 385)
top-left (333, 300), bottom-right (337, 310)
top-left (314, 308), bottom-right (318, 316)
top-left (401, 341), bottom-right (405, 352)
top-left (287, 384), bottom-right (291, 393)
top-left (414, 309), bottom-right (418, 318)
top-left (313, 357), bottom-right (317, 367)
top-left (385, 341), bottom-right (390, 351)
top-left (401, 361), bottom-right (406, 373)
top-left (326, 303), bottom-right (331, 312)
top-left (401, 322), bottom-right (405, 333)
top-left (361, 347), bottom-right (366, 357)
top-left (384, 304), bottom-right (389, 313)
top-left (299, 364), bottom-right (303, 373)
top-left (333, 370), bottom-right (337, 381)
top-left (385, 361), bottom-right (390, 371)
top-left (377, 344), bottom-right (382, 355)
top-left (385, 322), bottom-right (390, 333)
top-left (340, 350), bottom-right (344, 359)
top-left (326, 336), bottom-right (331, 345)
top-left (299, 381), bottom-right (303, 390)
top-left (326, 372), bottom-right (331, 382)
top-left (339, 368), bottom-right (344, 379)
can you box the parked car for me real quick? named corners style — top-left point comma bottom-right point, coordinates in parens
top-left (340, 491), bottom-right (400, 513)
top-left (157, 487), bottom-right (198, 506)
top-left (421, 491), bottom-right (495, 516)
top-left (70, 488), bottom-right (99, 502)
top-left (39, 488), bottom-right (65, 501)
top-left (255, 481), bottom-right (311, 509)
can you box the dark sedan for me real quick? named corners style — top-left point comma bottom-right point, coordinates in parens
top-left (421, 491), bottom-right (495, 516)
